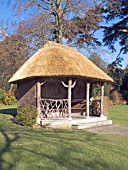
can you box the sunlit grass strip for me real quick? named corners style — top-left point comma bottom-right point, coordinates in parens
top-left (108, 105), bottom-right (128, 126)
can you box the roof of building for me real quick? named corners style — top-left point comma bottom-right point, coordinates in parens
top-left (9, 41), bottom-right (113, 83)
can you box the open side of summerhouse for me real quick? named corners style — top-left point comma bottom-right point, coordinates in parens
top-left (9, 41), bottom-right (113, 128)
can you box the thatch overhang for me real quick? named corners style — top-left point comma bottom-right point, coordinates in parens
top-left (9, 41), bottom-right (113, 83)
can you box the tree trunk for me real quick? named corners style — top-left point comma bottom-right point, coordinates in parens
top-left (55, 0), bottom-right (63, 43)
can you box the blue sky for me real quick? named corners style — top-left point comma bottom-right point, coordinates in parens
top-left (94, 30), bottom-right (128, 67)
top-left (0, 1), bottom-right (14, 21)
top-left (0, 1), bottom-right (127, 67)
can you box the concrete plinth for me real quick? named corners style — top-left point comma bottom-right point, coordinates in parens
top-left (39, 116), bottom-right (112, 129)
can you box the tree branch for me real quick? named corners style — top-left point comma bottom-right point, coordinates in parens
top-left (32, 0), bottom-right (49, 11)
top-left (71, 80), bottom-right (77, 88)
top-left (101, 26), bottom-right (128, 33)
top-left (40, 81), bottom-right (47, 86)
top-left (61, 81), bottom-right (68, 88)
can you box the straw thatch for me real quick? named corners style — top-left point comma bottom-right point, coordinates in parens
top-left (9, 41), bottom-right (113, 83)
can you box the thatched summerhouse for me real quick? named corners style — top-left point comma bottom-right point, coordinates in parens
top-left (9, 41), bottom-right (113, 127)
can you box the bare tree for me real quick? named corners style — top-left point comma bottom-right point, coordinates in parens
top-left (0, 34), bottom-right (27, 90)
top-left (14, 0), bottom-right (102, 48)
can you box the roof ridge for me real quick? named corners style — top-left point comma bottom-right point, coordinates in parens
top-left (44, 41), bottom-right (78, 53)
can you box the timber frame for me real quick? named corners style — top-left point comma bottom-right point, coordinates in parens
top-left (36, 77), bottom-right (105, 123)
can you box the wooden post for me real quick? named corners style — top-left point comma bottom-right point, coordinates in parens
top-left (59, 79), bottom-right (76, 120)
top-left (86, 82), bottom-right (90, 118)
top-left (100, 82), bottom-right (104, 117)
top-left (89, 83), bottom-right (93, 116)
top-left (90, 83), bottom-right (94, 101)
top-left (68, 79), bottom-right (72, 120)
top-left (37, 81), bottom-right (41, 123)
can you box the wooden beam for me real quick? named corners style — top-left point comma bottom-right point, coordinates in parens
top-left (90, 83), bottom-right (94, 101)
top-left (100, 82), bottom-right (104, 117)
top-left (59, 79), bottom-right (77, 88)
top-left (37, 81), bottom-right (41, 119)
top-left (58, 78), bottom-right (76, 120)
top-left (86, 82), bottom-right (90, 118)
top-left (68, 79), bottom-right (72, 119)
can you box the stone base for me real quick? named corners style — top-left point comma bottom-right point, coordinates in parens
top-left (67, 117), bottom-right (72, 120)
top-left (72, 120), bottom-right (112, 129)
top-left (39, 116), bottom-right (111, 129)
top-left (36, 117), bottom-right (41, 124)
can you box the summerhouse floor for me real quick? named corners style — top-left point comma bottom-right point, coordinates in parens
top-left (40, 116), bottom-right (112, 129)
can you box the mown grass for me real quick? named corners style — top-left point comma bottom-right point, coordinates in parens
top-left (0, 105), bottom-right (128, 170)
top-left (108, 105), bottom-right (128, 126)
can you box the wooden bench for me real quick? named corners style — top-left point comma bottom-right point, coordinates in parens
top-left (71, 99), bottom-right (86, 115)
top-left (71, 99), bottom-right (101, 116)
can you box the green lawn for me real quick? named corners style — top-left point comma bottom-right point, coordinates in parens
top-left (108, 105), bottom-right (128, 126)
top-left (0, 105), bottom-right (128, 170)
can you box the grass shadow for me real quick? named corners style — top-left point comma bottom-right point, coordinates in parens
top-left (0, 108), bottom-right (17, 117)
top-left (0, 126), bottom-right (19, 170)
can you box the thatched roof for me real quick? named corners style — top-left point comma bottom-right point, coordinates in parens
top-left (9, 41), bottom-right (113, 83)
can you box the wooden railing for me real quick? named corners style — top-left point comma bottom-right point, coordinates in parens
top-left (40, 99), bottom-right (101, 118)
top-left (40, 99), bottom-right (68, 118)
top-left (91, 100), bottom-right (101, 116)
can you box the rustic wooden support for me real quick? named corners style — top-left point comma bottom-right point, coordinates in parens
top-left (59, 79), bottom-right (77, 119)
top-left (100, 82), bottom-right (104, 117)
top-left (37, 81), bottom-right (41, 121)
top-left (71, 80), bottom-right (77, 88)
top-left (9, 84), bottom-right (13, 93)
top-left (68, 79), bottom-right (72, 119)
top-left (86, 82), bottom-right (90, 118)
top-left (40, 81), bottom-right (46, 86)
top-left (90, 83), bottom-right (94, 102)
top-left (61, 81), bottom-right (68, 88)
top-left (60, 80), bottom-right (77, 88)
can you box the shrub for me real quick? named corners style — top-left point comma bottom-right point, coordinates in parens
top-left (2, 92), bottom-right (17, 105)
top-left (104, 96), bottom-right (113, 115)
top-left (0, 88), bottom-right (6, 101)
top-left (109, 89), bottom-right (125, 105)
top-left (16, 105), bottom-right (38, 126)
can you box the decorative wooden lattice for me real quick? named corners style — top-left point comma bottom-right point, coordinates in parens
top-left (79, 100), bottom-right (101, 116)
top-left (92, 100), bottom-right (101, 116)
top-left (40, 99), bottom-right (68, 118)
top-left (40, 99), bottom-right (101, 118)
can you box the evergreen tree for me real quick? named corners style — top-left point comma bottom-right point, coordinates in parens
top-left (101, 0), bottom-right (128, 54)
top-left (107, 57), bottom-right (124, 91)
top-left (120, 66), bottom-right (128, 101)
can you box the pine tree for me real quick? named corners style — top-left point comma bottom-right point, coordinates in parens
top-left (101, 0), bottom-right (128, 54)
